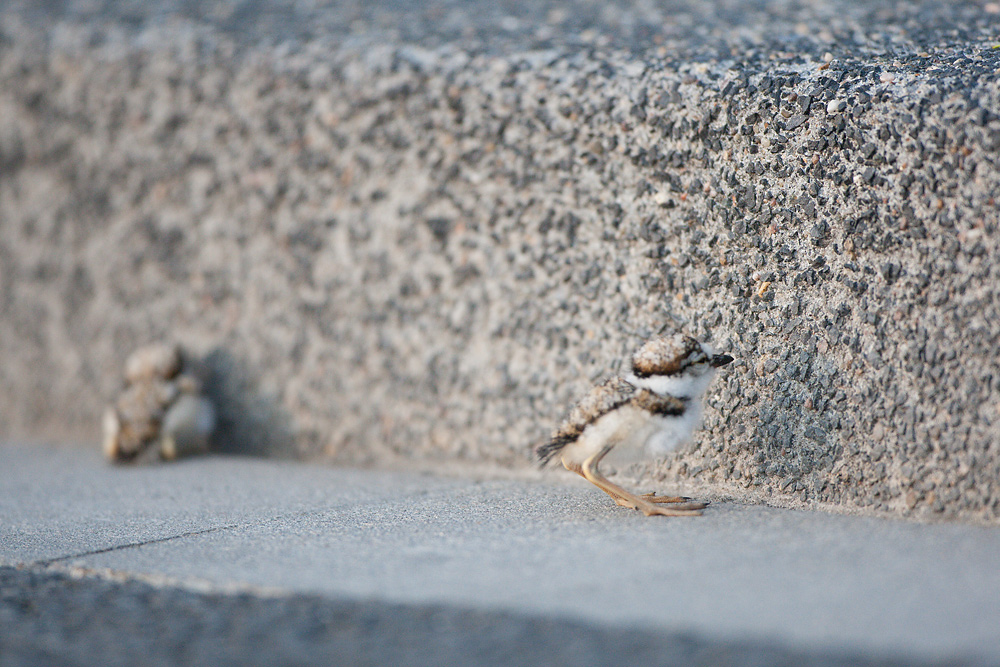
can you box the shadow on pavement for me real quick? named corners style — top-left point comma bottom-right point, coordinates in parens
top-left (0, 566), bottom-right (984, 667)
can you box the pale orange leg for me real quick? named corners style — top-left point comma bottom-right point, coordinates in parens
top-left (566, 448), bottom-right (704, 517)
top-left (563, 458), bottom-right (706, 512)
top-left (564, 460), bottom-right (639, 508)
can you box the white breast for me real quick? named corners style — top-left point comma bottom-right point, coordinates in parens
top-left (625, 371), bottom-right (714, 399)
top-left (644, 400), bottom-right (703, 455)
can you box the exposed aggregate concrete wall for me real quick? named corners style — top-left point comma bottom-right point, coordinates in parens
top-left (1, 1), bottom-right (999, 521)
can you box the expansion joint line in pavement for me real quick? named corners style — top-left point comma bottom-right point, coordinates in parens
top-left (31, 522), bottom-right (244, 567)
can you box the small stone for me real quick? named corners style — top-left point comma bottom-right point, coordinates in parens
top-left (785, 114), bottom-right (807, 130)
top-left (804, 426), bottom-right (826, 441)
top-left (827, 99), bottom-right (846, 113)
top-left (653, 190), bottom-right (673, 207)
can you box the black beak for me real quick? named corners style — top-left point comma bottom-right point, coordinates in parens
top-left (711, 354), bottom-right (734, 368)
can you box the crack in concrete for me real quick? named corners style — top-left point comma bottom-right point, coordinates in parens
top-left (32, 523), bottom-right (244, 567)
top-left (26, 506), bottom-right (340, 568)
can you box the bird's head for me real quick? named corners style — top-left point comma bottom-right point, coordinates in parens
top-left (626, 334), bottom-right (733, 399)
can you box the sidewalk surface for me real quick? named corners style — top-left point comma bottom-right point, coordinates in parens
top-left (2, 442), bottom-right (999, 666)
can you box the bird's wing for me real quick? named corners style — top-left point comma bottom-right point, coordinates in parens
top-left (536, 377), bottom-right (636, 464)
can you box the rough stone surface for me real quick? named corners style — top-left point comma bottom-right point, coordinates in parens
top-left (1, 1), bottom-right (999, 520)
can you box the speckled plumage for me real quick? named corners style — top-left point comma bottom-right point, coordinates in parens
top-left (630, 334), bottom-right (707, 378)
top-left (630, 388), bottom-right (686, 417)
top-left (552, 377), bottom-right (636, 442)
top-left (537, 378), bottom-right (686, 465)
top-left (537, 377), bottom-right (633, 464)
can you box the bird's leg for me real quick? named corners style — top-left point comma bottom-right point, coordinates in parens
top-left (580, 448), bottom-right (703, 517)
top-left (564, 456), bottom-right (706, 513)
top-left (563, 459), bottom-right (635, 508)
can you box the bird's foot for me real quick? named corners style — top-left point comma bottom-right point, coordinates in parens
top-left (612, 493), bottom-right (704, 516)
top-left (641, 492), bottom-right (688, 502)
top-left (642, 492), bottom-right (709, 510)
top-left (637, 500), bottom-right (704, 517)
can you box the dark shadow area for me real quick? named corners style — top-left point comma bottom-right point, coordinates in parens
top-left (199, 348), bottom-right (297, 459)
top-left (0, 566), bottom-right (985, 667)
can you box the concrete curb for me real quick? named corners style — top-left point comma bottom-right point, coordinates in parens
top-left (0, 1), bottom-right (998, 520)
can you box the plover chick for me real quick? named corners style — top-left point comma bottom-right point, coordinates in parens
top-left (536, 334), bottom-right (733, 517)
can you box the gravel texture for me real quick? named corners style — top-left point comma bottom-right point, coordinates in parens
top-left (0, 1), bottom-right (999, 520)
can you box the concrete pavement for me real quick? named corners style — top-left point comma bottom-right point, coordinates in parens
top-left (2, 442), bottom-right (999, 666)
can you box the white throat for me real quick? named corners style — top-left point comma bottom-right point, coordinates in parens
top-left (626, 369), bottom-right (715, 399)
